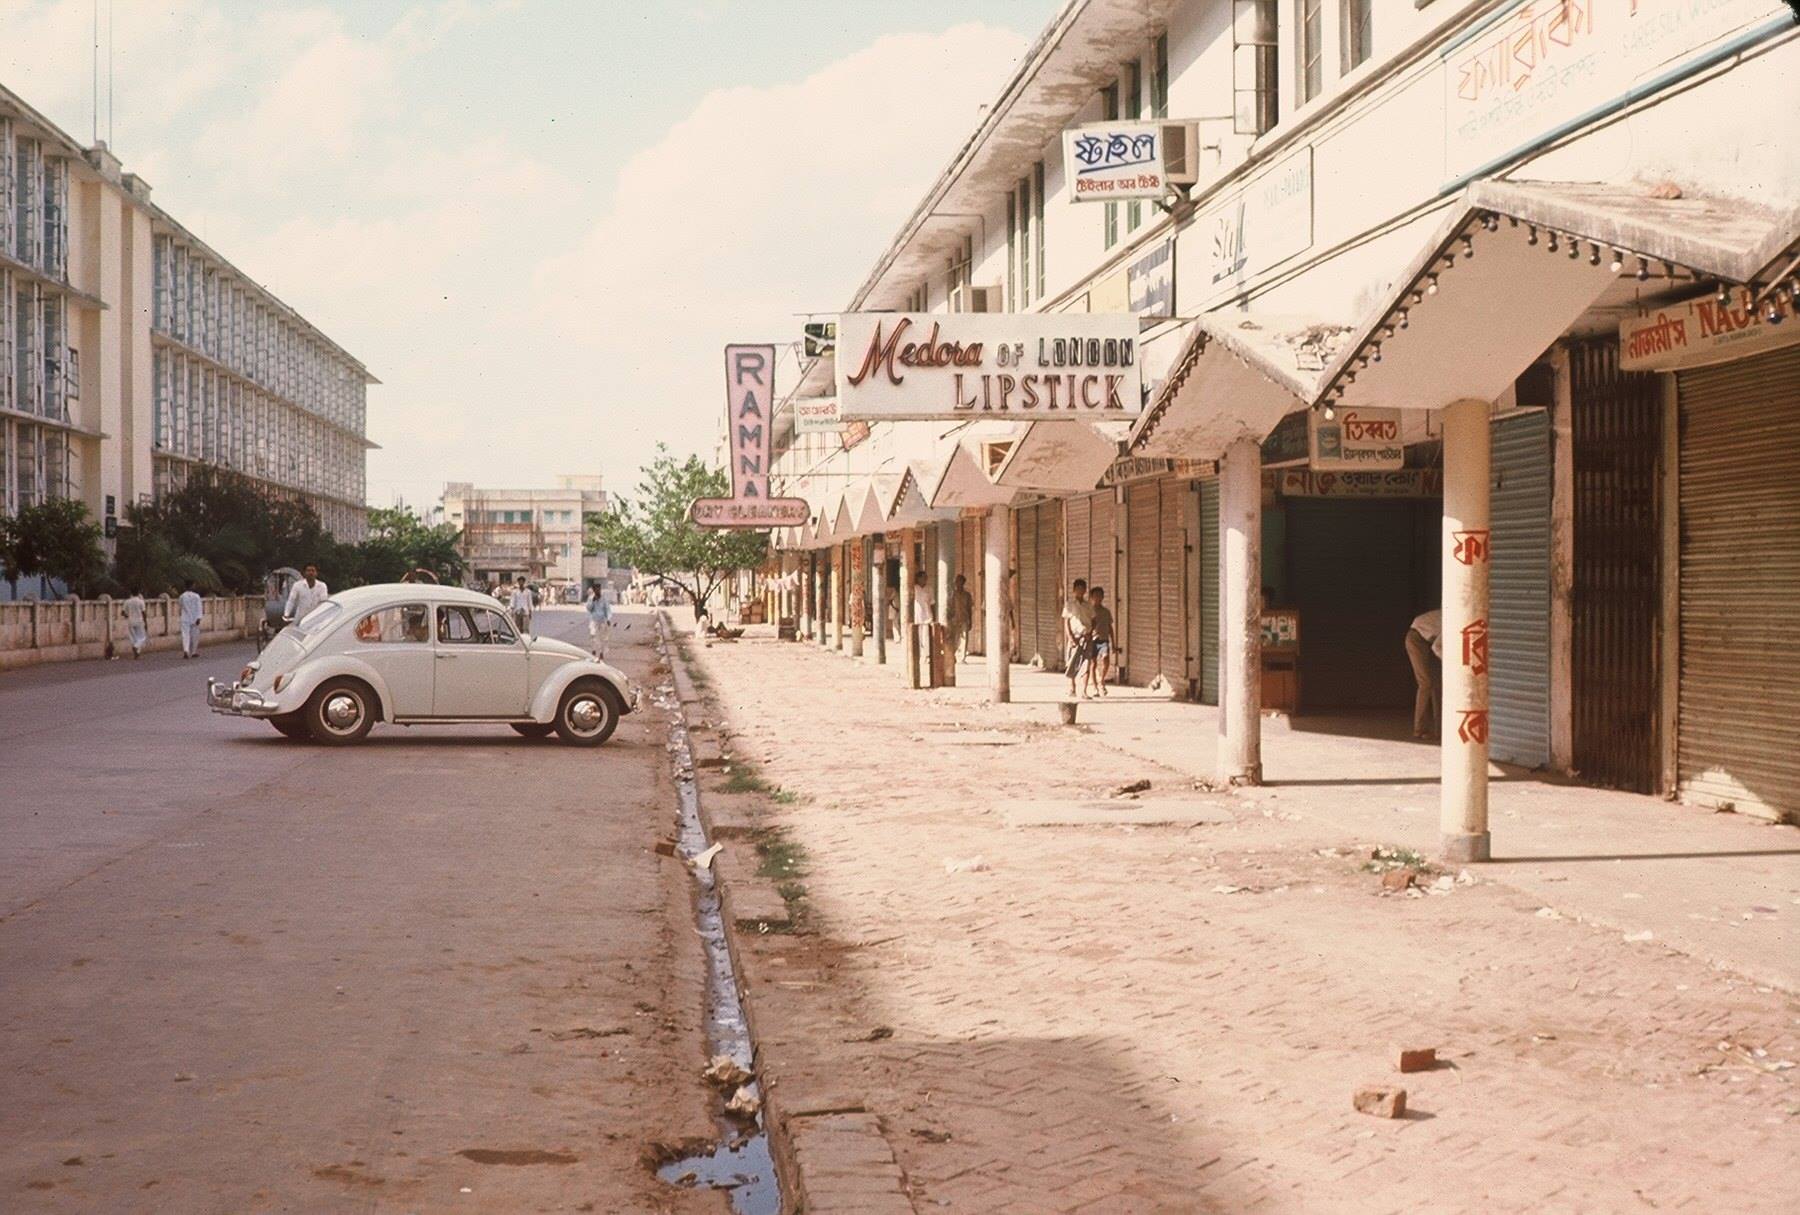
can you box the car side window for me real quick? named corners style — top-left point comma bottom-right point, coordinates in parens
top-left (437, 606), bottom-right (476, 643)
top-left (355, 604), bottom-right (430, 644)
top-left (472, 607), bottom-right (519, 645)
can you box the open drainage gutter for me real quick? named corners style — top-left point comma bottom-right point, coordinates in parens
top-left (651, 620), bottom-right (782, 1214)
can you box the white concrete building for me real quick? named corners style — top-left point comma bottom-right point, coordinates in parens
top-left (772, 0), bottom-right (1800, 838)
top-left (1, 82), bottom-right (375, 549)
top-left (441, 475), bottom-right (608, 592)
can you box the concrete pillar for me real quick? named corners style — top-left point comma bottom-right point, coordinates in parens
top-left (1218, 436), bottom-right (1262, 785)
top-left (814, 553), bottom-right (827, 646)
top-left (1441, 398), bottom-right (1492, 862)
top-left (900, 528), bottom-right (919, 687)
top-left (984, 503), bottom-right (1011, 703)
top-left (848, 539), bottom-right (865, 659)
top-left (936, 520), bottom-right (954, 623)
top-left (831, 545), bottom-right (844, 651)
top-left (871, 534), bottom-right (888, 665)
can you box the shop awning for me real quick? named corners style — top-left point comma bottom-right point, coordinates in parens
top-left (884, 463), bottom-right (962, 529)
top-left (922, 440), bottom-right (1019, 510)
top-left (1129, 313), bottom-right (1352, 458)
top-left (1317, 180), bottom-right (1800, 414)
top-left (993, 419), bottom-right (1128, 493)
top-left (855, 473), bottom-right (904, 535)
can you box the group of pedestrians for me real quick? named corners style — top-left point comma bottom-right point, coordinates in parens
top-left (107, 580), bottom-right (212, 660)
top-left (1061, 578), bottom-right (1115, 699)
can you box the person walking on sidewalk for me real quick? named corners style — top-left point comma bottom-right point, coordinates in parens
top-left (509, 577), bottom-right (535, 634)
top-left (1084, 585), bottom-right (1115, 697)
top-left (948, 574), bottom-right (974, 662)
top-left (178, 582), bottom-right (204, 659)
top-left (284, 563), bottom-right (329, 626)
top-left (1062, 577), bottom-right (1093, 697)
top-left (585, 583), bottom-right (613, 658)
top-left (121, 589), bottom-right (148, 659)
top-left (1405, 608), bottom-right (1443, 739)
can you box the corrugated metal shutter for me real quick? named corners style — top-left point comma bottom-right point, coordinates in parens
top-left (1016, 505), bottom-right (1041, 664)
top-left (1199, 479), bottom-right (1220, 703)
top-left (1677, 345), bottom-right (1800, 823)
top-left (1066, 496), bottom-right (1092, 588)
top-left (1159, 478), bottom-right (1191, 690)
top-left (959, 515), bottom-right (984, 655)
top-left (1036, 503), bottom-right (1063, 670)
top-left (1126, 482), bottom-right (1159, 684)
top-left (1489, 411), bottom-right (1551, 769)
top-left (1090, 490), bottom-right (1117, 601)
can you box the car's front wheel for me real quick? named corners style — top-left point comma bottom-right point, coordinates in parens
top-left (269, 713), bottom-right (310, 740)
top-left (303, 678), bottom-right (376, 745)
top-left (509, 722), bottom-right (555, 739)
top-left (554, 681), bottom-right (622, 746)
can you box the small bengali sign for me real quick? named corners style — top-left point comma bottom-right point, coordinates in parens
top-left (1309, 406), bottom-right (1404, 472)
top-left (1620, 288), bottom-right (1799, 372)
top-left (793, 397), bottom-right (842, 435)
top-left (1061, 121), bottom-right (1167, 202)
top-left (1277, 469), bottom-right (1442, 498)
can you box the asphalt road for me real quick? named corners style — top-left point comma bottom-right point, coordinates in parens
top-left (0, 606), bottom-right (717, 1213)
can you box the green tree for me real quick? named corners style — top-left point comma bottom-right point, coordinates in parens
top-left (358, 505), bottom-right (466, 585)
top-left (0, 499), bottom-right (108, 596)
top-left (589, 445), bottom-right (768, 613)
top-left (132, 468), bottom-right (329, 592)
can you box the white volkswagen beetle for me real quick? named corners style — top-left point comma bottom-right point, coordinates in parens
top-left (206, 584), bottom-right (640, 746)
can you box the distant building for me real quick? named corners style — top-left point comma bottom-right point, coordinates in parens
top-left (441, 475), bottom-right (608, 591)
top-left (1, 82), bottom-right (375, 548)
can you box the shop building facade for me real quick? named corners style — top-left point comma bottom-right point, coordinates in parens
top-left (767, 0), bottom-right (1799, 832)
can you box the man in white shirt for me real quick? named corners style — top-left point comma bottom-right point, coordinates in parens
top-left (1406, 609), bottom-right (1443, 739)
top-left (121, 589), bottom-right (148, 659)
top-left (178, 581), bottom-right (205, 658)
top-left (1062, 577), bottom-right (1094, 697)
top-left (508, 577), bottom-right (535, 633)
top-left (284, 563), bottom-right (330, 626)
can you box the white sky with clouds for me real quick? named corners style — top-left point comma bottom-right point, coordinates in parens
top-left (2, 0), bottom-right (1054, 513)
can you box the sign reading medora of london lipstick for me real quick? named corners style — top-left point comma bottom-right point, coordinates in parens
top-left (835, 313), bottom-right (1143, 422)
top-left (690, 343), bottom-right (810, 529)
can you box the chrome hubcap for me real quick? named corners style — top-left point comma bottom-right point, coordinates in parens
top-left (323, 693), bottom-right (362, 731)
top-left (568, 696), bottom-right (605, 734)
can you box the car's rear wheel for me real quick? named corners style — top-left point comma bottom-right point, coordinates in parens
top-left (303, 678), bottom-right (376, 745)
top-left (269, 713), bottom-right (310, 740)
top-left (509, 722), bottom-right (555, 739)
top-left (554, 681), bottom-right (622, 746)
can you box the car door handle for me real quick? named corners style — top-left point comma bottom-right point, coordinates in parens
top-left (436, 652), bottom-right (457, 659)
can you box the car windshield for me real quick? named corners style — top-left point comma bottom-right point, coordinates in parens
top-left (294, 600), bottom-right (344, 638)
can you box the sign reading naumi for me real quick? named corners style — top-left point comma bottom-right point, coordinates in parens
top-left (835, 313), bottom-right (1143, 422)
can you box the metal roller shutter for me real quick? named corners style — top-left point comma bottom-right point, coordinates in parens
top-left (1159, 478), bottom-right (1191, 691)
top-left (1677, 345), bottom-right (1800, 823)
top-left (1036, 503), bottom-right (1063, 670)
top-left (1066, 496), bottom-right (1092, 588)
top-left (1489, 412), bottom-right (1552, 768)
top-left (1125, 482), bottom-right (1160, 685)
top-left (1016, 505), bottom-right (1041, 664)
top-left (1090, 490), bottom-right (1117, 601)
top-left (1200, 479), bottom-right (1220, 703)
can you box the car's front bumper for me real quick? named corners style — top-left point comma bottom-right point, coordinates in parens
top-left (206, 678), bottom-right (280, 718)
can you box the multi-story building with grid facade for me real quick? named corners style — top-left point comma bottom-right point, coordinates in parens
top-left (1, 81), bottom-right (373, 556)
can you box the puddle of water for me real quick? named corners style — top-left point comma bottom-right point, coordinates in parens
top-left (651, 621), bottom-right (781, 1215)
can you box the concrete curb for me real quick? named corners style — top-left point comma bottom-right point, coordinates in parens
top-left (656, 612), bottom-right (915, 1213)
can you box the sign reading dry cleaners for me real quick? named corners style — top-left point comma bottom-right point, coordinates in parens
top-left (836, 313), bottom-right (1143, 422)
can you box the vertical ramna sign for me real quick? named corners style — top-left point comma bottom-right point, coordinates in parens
top-left (690, 343), bottom-right (811, 529)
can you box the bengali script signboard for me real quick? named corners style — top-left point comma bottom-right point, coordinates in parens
top-left (1309, 406), bottom-right (1404, 471)
top-left (835, 313), bottom-right (1143, 422)
top-left (1442, 0), bottom-right (1785, 182)
top-left (792, 396), bottom-right (842, 435)
top-left (1061, 121), bottom-right (1167, 201)
top-left (691, 344), bottom-right (810, 529)
top-left (1619, 289), bottom-right (1800, 372)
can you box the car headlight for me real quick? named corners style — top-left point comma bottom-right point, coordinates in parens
top-left (240, 661), bottom-right (260, 684)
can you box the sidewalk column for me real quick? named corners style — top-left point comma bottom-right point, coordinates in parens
top-left (936, 520), bottom-right (954, 623)
top-left (1442, 398), bottom-right (1492, 862)
top-left (900, 528), bottom-right (918, 686)
top-left (871, 534), bottom-right (888, 665)
top-left (814, 552), bottom-right (827, 646)
top-left (848, 539), bottom-right (865, 658)
top-left (984, 503), bottom-right (1010, 703)
top-left (831, 544), bottom-right (845, 651)
top-left (1218, 436), bottom-right (1262, 785)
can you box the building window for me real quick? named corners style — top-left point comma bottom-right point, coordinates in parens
top-left (1101, 84), bottom-right (1120, 250)
top-left (1341, 0), bottom-right (1372, 75)
top-left (1233, 0), bottom-right (1278, 135)
top-left (1006, 191), bottom-right (1018, 308)
top-left (1032, 161), bottom-right (1046, 301)
top-left (1150, 34), bottom-right (1169, 119)
top-left (1016, 174), bottom-right (1034, 308)
top-left (1125, 61), bottom-right (1143, 232)
top-left (1300, 0), bottom-right (1323, 102)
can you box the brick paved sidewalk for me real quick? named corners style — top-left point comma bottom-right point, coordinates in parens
top-left (682, 621), bottom-right (1796, 1214)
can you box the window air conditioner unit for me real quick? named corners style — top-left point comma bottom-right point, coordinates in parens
top-left (954, 284), bottom-right (1003, 314)
top-left (1160, 122), bottom-right (1202, 187)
